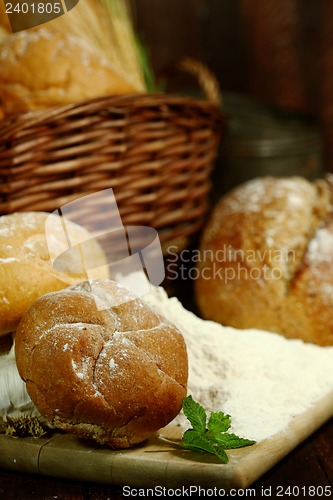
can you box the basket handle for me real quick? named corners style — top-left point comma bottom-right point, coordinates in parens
top-left (175, 57), bottom-right (223, 107)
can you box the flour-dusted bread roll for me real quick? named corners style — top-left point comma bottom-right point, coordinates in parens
top-left (0, 30), bottom-right (139, 114)
top-left (195, 175), bottom-right (333, 346)
top-left (15, 278), bottom-right (188, 448)
top-left (0, 212), bottom-right (108, 336)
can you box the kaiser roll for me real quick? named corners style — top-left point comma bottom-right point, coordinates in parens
top-left (195, 175), bottom-right (333, 346)
top-left (0, 30), bottom-right (139, 114)
top-left (0, 211), bottom-right (108, 336)
top-left (15, 278), bottom-right (188, 448)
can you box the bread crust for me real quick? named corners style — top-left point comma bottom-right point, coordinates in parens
top-left (195, 176), bottom-right (333, 345)
top-left (15, 279), bottom-right (188, 448)
top-left (0, 30), bottom-right (139, 114)
top-left (0, 211), bottom-right (108, 335)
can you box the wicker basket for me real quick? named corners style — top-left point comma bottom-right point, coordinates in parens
top-left (0, 60), bottom-right (224, 254)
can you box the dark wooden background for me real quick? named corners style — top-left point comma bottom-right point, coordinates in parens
top-left (133, 0), bottom-right (333, 174)
top-left (133, 0), bottom-right (247, 93)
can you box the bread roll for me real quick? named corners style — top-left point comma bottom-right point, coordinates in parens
top-left (195, 176), bottom-right (333, 346)
top-left (0, 211), bottom-right (108, 336)
top-left (0, 30), bottom-right (139, 114)
top-left (15, 278), bottom-right (188, 448)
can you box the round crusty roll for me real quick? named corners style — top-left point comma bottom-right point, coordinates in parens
top-left (0, 211), bottom-right (108, 336)
top-left (0, 30), bottom-right (139, 115)
top-left (15, 278), bottom-right (188, 448)
top-left (195, 175), bottom-right (333, 346)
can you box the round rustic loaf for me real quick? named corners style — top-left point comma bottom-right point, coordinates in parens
top-left (15, 278), bottom-right (188, 448)
top-left (195, 175), bottom-right (333, 345)
top-left (0, 211), bottom-right (108, 336)
top-left (0, 30), bottom-right (138, 114)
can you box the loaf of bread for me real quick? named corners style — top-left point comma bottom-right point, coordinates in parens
top-left (195, 175), bottom-right (333, 346)
top-left (15, 278), bottom-right (188, 448)
top-left (0, 30), bottom-right (139, 115)
top-left (0, 211), bottom-right (108, 336)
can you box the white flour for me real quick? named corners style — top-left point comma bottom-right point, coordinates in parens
top-left (143, 286), bottom-right (333, 442)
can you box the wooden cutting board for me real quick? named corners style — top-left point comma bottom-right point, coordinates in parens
top-left (1, 388), bottom-right (333, 490)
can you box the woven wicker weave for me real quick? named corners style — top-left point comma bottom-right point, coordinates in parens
top-left (0, 62), bottom-right (223, 254)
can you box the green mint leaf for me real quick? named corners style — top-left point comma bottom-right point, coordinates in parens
top-left (181, 430), bottom-right (229, 463)
top-left (210, 432), bottom-right (256, 449)
top-left (210, 446), bottom-right (229, 464)
top-left (207, 410), bottom-right (231, 433)
top-left (182, 428), bottom-right (205, 446)
top-left (180, 396), bottom-right (256, 464)
top-left (182, 395), bottom-right (207, 434)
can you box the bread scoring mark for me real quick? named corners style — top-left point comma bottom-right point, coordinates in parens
top-left (111, 327), bottom-right (188, 391)
top-left (67, 285), bottom-right (123, 329)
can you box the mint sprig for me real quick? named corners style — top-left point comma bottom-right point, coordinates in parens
top-left (180, 395), bottom-right (256, 463)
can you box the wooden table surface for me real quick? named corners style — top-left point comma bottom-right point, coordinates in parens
top-left (1, 277), bottom-right (333, 499)
top-left (0, 418), bottom-right (333, 499)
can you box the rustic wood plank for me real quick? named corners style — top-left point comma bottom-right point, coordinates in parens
top-left (1, 387), bottom-right (333, 491)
